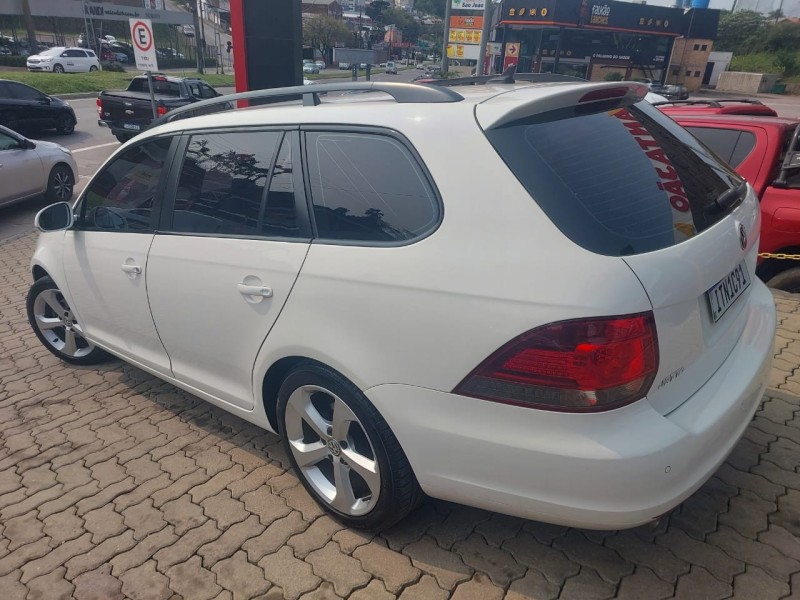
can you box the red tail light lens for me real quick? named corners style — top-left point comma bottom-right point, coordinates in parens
top-left (157, 105), bottom-right (168, 116)
top-left (96, 97), bottom-right (102, 118)
top-left (454, 313), bottom-right (659, 412)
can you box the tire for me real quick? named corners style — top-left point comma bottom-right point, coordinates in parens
top-left (277, 363), bottom-right (423, 530)
top-left (89, 65), bottom-right (98, 72)
top-left (55, 113), bottom-right (75, 135)
top-left (766, 267), bottom-right (800, 293)
top-left (53, 64), bottom-right (65, 74)
top-left (26, 276), bottom-right (112, 365)
top-left (45, 164), bottom-right (74, 203)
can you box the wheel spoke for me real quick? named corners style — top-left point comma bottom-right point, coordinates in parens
top-left (285, 386), bottom-right (331, 442)
top-left (36, 315), bottom-right (63, 331)
top-left (41, 290), bottom-right (66, 319)
top-left (63, 329), bottom-right (78, 356)
top-left (342, 449), bottom-right (381, 497)
top-left (330, 459), bottom-right (358, 513)
top-left (290, 441), bottom-right (329, 468)
top-left (331, 396), bottom-right (358, 441)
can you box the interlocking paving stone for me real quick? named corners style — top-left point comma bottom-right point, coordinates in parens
top-left (2, 232), bottom-right (800, 599)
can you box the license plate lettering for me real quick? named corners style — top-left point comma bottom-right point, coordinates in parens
top-left (707, 262), bottom-right (750, 323)
top-left (123, 123), bottom-right (140, 131)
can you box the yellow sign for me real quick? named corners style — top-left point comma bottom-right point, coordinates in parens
top-left (506, 42), bottom-right (520, 57)
top-left (449, 28), bottom-right (482, 45)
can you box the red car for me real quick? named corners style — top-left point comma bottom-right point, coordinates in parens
top-left (667, 110), bottom-right (800, 292)
top-left (656, 98), bottom-right (779, 117)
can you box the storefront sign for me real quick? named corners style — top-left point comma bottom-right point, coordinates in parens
top-left (451, 0), bottom-right (485, 10)
top-left (449, 29), bottom-right (483, 44)
top-left (450, 16), bottom-right (484, 29)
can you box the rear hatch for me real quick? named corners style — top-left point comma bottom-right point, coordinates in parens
top-left (477, 83), bottom-right (757, 415)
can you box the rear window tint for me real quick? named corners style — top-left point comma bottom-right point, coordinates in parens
top-left (486, 101), bottom-right (745, 256)
top-left (684, 126), bottom-right (756, 168)
top-left (128, 78), bottom-right (181, 96)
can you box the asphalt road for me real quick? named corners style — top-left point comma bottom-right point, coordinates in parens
top-left (2, 73), bottom-right (799, 242)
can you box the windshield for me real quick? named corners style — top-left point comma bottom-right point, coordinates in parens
top-left (40, 48), bottom-right (63, 57)
top-left (485, 100), bottom-right (745, 256)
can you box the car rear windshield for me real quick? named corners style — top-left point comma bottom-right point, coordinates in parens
top-left (128, 78), bottom-right (181, 96)
top-left (485, 101), bottom-right (745, 256)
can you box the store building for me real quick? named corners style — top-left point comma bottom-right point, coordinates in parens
top-left (495, 0), bottom-right (720, 89)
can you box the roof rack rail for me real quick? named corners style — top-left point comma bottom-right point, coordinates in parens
top-left (421, 65), bottom-right (585, 88)
top-left (651, 99), bottom-right (765, 108)
top-left (152, 81), bottom-right (464, 127)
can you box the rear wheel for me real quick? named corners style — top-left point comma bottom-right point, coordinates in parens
top-left (55, 113), bottom-right (75, 135)
top-left (45, 165), bottom-right (74, 202)
top-left (277, 363), bottom-right (422, 530)
top-left (53, 64), bottom-right (65, 74)
top-left (767, 267), bottom-right (800, 293)
top-left (26, 277), bottom-right (112, 365)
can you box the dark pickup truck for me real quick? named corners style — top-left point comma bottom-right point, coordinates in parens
top-left (97, 75), bottom-right (223, 142)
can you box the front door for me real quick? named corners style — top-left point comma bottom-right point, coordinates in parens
top-left (62, 136), bottom-right (175, 375)
top-left (146, 130), bottom-right (311, 409)
top-left (0, 130), bottom-right (42, 204)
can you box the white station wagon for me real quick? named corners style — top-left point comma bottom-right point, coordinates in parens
top-left (28, 75), bottom-right (776, 530)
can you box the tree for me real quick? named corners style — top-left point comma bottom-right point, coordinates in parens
top-left (21, 0), bottom-right (37, 55)
top-left (768, 8), bottom-right (784, 23)
top-left (414, 0), bottom-right (447, 18)
top-left (383, 7), bottom-right (421, 44)
top-left (715, 10), bottom-right (766, 54)
top-left (303, 15), bottom-right (350, 63)
top-left (761, 21), bottom-right (800, 53)
top-left (365, 1), bottom-right (391, 25)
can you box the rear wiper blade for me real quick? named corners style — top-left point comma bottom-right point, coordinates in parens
top-left (707, 181), bottom-right (747, 215)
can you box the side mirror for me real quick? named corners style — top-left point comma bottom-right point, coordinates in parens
top-left (23, 139), bottom-right (36, 149)
top-left (35, 202), bottom-right (74, 232)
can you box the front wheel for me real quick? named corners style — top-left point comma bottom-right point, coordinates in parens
top-left (26, 277), bottom-right (112, 365)
top-left (277, 363), bottom-right (422, 530)
top-left (53, 64), bottom-right (65, 74)
top-left (89, 65), bottom-right (98, 72)
top-left (55, 113), bottom-right (75, 135)
top-left (45, 165), bottom-right (74, 202)
top-left (767, 267), bottom-right (800, 293)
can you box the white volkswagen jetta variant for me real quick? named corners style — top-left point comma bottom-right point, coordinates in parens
top-left (27, 76), bottom-right (776, 530)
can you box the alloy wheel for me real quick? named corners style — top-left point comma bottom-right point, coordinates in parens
top-left (51, 168), bottom-right (73, 201)
top-left (32, 288), bottom-right (94, 359)
top-left (284, 384), bottom-right (381, 516)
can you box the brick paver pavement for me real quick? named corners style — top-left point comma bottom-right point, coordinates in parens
top-left (2, 231), bottom-right (800, 599)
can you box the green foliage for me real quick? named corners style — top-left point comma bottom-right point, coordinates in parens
top-left (604, 71), bottom-right (624, 81)
top-left (383, 7), bottom-right (421, 42)
top-left (365, 1), bottom-right (391, 24)
top-left (100, 61), bottom-right (126, 72)
top-left (303, 15), bottom-right (350, 63)
top-left (716, 10), bottom-right (766, 53)
top-left (0, 56), bottom-right (27, 68)
top-left (414, 0), bottom-right (447, 18)
top-left (729, 52), bottom-right (795, 75)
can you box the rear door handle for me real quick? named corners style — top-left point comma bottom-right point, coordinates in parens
top-left (121, 264), bottom-right (141, 275)
top-left (237, 283), bottom-right (273, 298)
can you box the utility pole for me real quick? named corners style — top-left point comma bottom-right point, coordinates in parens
top-left (475, 0), bottom-right (495, 76)
top-left (441, 0), bottom-right (452, 72)
top-left (193, 0), bottom-right (204, 74)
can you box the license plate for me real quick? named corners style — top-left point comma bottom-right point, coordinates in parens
top-left (123, 123), bottom-right (140, 131)
top-left (707, 262), bottom-right (750, 323)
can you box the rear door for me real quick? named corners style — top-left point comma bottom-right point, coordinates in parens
top-left (146, 129), bottom-right (311, 410)
top-left (480, 88), bottom-right (754, 415)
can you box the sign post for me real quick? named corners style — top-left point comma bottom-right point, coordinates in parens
top-left (129, 18), bottom-right (159, 119)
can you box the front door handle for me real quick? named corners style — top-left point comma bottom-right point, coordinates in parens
top-left (237, 283), bottom-right (273, 298)
top-left (121, 264), bottom-right (141, 275)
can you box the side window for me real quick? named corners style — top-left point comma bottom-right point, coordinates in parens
top-left (171, 131), bottom-right (287, 236)
top-left (0, 132), bottom-right (19, 151)
top-left (188, 83), bottom-right (201, 97)
top-left (685, 127), bottom-right (754, 167)
top-left (86, 50), bottom-right (96, 58)
top-left (81, 137), bottom-right (172, 232)
top-left (0, 81), bottom-right (11, 98)
top-left (305, 132), bottom-right (439, 243)
top-left (9, 82), bottom-right (42, 101)
top-left (200, 84), bottom-right (218, 98)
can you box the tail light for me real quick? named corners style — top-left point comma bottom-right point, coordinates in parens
top-left (157, 105), bottom-right (168, 117)
top-left (96, 97), bottom-right (102, 118)
top-left (454, 313), bottom-right (659, 412)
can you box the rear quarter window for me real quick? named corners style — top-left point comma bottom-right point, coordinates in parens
top-left (485, 101), bottom-right (744, 256)
top-left (684, 126), bottom-right (756, 168)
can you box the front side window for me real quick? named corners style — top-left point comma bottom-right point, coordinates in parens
top-left (0, 132), bottom-right (19, 151)
top-left (485, 101), bottom-right (744, 256)
top-left (81, 137), bottom-right (172, 231)
top-left (172, 131), bottom-right (299, 237)
top-left (8, 82), bottom-right (41, 101)
top-left (305, 131), bottom-right (439, 243)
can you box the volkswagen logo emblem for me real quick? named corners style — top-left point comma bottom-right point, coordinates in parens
top-left (738, 224), bottom-right (747, 251)
top-left (327, 439), bottom-right (341, 456)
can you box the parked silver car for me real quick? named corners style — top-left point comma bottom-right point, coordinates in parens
top-left (0, 125), bottom-right (76, 208)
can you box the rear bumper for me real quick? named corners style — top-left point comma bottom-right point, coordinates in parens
top-left (98, 120), bottom-right (145, 135)
top-left (365, 282), bottom-right (776, 529)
